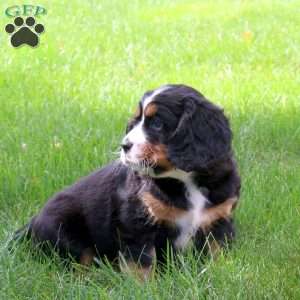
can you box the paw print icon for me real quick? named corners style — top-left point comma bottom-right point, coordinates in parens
top-left (5, 16), bottom-right (44, 48)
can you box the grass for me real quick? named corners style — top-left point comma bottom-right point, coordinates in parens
top-left (0, 0), bottom-right (300, 298)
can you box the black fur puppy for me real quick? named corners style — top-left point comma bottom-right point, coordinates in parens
top-left (16, 84), bottom-right (240, 279)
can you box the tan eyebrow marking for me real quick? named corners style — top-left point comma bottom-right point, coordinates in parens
top-left (144, 103), bottom-right (158, 118)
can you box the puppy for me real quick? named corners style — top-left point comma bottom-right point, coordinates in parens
top-left (15, 84), bottom-right (240, 280)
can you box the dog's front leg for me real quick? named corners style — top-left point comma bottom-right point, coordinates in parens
top-left (119, 242), bottom-right (156, 281)
top-left (194, 197), bottom-right (238, 258)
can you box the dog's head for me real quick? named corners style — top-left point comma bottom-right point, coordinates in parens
top-left (120, 84), bottom-right (232, 176)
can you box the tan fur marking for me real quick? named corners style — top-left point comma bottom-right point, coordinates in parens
top-left (144, 103), bottom-right (157, 117)
top-left (201, 197), bottom-right (238, 231)
top-left (142, 143), bottom-right (174, 171)
top-left (79, 248), bottom-right (95, 266)
top-left (141, 192), bottom-right (187, 223)
top-left (149, 246), bottom-right (156, 260)
top-left (152, 144), bottom-right (174, 170)
top-left (207, 239), bottom-right (222, 259)
top-left (119, 248), bottom-right (156, 282)
top-left (122, 262), bottom-right (152, 282)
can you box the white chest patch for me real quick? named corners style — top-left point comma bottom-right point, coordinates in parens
top-left (152, 169), bottom-right (209, 250)
top-left (174, 179), bottom-right (208, 250)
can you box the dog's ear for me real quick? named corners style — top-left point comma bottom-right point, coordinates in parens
top-left (167, 95), bottom-right (232, 172)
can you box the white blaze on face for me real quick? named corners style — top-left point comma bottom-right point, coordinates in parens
top-left (122, 121), bottom-right (147, 164)
top-left (121, 86), bottom-right (169, 165)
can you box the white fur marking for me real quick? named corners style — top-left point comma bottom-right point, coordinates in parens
top-left (156, 169), bottom-right (209, 250)
top-left (142, 86), bottom-right (169, 111)
top-left (125, 121), bottom-right (146, 145)
top-left (174, 178), bottom-right (208, 249)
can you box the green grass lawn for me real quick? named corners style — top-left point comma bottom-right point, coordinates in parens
top-left (1, 0), bottom-right (300, 298)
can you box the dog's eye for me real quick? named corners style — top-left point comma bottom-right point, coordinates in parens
top-left (149, 117), bottom-right (163, 131)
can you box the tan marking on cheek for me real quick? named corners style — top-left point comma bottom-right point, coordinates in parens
top-left (152, 144), bottom-right (174, 170)
top-left (201, 197), bottom-right (238, 231)
top-left (144, 103), bottom-right (157, 117)
top-left (141, 143), bottom-right (174, 171)
top-left (141, 192), bottom-right (187, 223)
top-left (79, 248), bottom-right (95, 266)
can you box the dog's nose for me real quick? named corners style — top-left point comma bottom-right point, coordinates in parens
top-left (121, 141), bottom-right (133, 153)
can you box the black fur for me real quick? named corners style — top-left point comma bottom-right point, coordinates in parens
top-left (15, 84), bottom-right (241, 269)
top-left (151, 85), bottom-right (232, 172)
